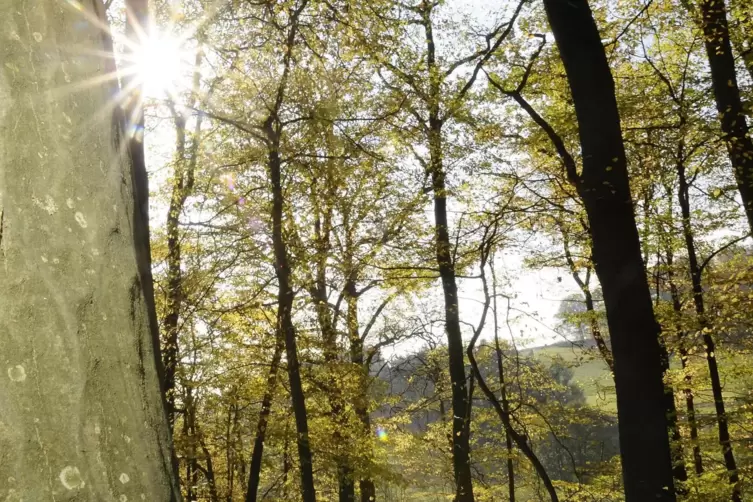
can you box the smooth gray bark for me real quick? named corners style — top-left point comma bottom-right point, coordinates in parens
top-left (0, 0), bottom-right (180, 499)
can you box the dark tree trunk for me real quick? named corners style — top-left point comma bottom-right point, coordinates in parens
top-left (491, 267), bottom-right (515, 502)
top-left (309, 196), bottom-right (355, 502)
top-left (695, 0), bottom-right (753, 233)
top-left (122, 0), bottom-right (171, 434)
top-left (676, 161), bottom-right (741, 501)
top-left (666, 260), bottom-right (704, 476)
top-left (468, 253), bottom-right (558, 501)
top-left (260, 2), bottom-right (316, 499)
top-left (428, 123), bottom-right (474, 502)
top-left (467, 346), bottom-right (559, 502)
top-left (199, 437), bottom-right (221, 502)
top-left (560, 229), bottom-right (614, 372)
top-left (163, 100), bottom-right (201, 431)
top-left (542, 0), bottom-right (676, 499)
top-left (245, 332), bottom-right (284, 502)
top-left (345, 278), bottom-right (377, 502)
top-left (658, 336), bottom-right (689, 486)
top-left (421, 5), bottom-right (474, 499)
top-left (267, 139), bottom-right (317, 502)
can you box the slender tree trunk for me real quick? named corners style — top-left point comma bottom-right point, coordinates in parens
top-left (0, 0), bottom-right (180, 498)
top-left (422, 6), bottom-right (474, 496)
top-left (543, 0), bottom-right (676, 499)
top-left (345, 275), bottom-right (377, 502)
top-left (666, 259), bottom-right (704, 476)
top-left (163, 60), bottom-right (203, 430)
top-left (245, 332), bottom-right (284, 502)
top-left (560, 229), bottom-right (614, 372)
top-left (491, 264), bottom-right (515, 502)
top-left (694, 0), bottom-right (753, 233)
top-left (259, 2), bottom-right (315, 498)
top-left (658, 334), bottom-right (689, 486)
top-left (309, 193), bottom-right (355, 502)
top-left (283, 420), bottom-right (292, 499)
top-left (582, 289), bottom-right (614, 370)
top-left (163, 104), bottom-right (201, 432)
top-left (676, 161), bottom-right (741, 501)
top-left (266, 134), bottom-right (317, 502)
top-left (199, 437), bottom-right (220, 502)
top-left (427, 124), bottom-right (474, 502)
top-left (467, 346), bottom-right (559, 502)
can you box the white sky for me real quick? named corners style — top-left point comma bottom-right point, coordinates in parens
top-left (133, 0), bottom-right (579, 355)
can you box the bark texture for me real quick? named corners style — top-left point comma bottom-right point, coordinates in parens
top-left (543, 0), bottom-right (676, 499)
top-left (0, 0), bottom-right (180, 499)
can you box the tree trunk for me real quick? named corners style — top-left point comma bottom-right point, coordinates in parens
top-left (560, 228), bottom-right (614, 372)
top-left (267, 135), bottom-right (317, 502)
top-left (163, 57), bottom-right (203, 431)
top-left (427, 122), bottom-right (475, 502)
top-left (695, 0), bottom-right (753, 233)
top-left (345, 279), bottom-right (377, 502)
top-left (676, 160), bottom-right (741, 501)
top-left (666, 260), bottom-right (704, 476)
top-left (657, 334), bottom-right (689, 486)
top-left (422, 6), bottom-right (474, 495)
top-left (122, 0), bottom-right (166, 403)
top-left (199, 437), bottom-right (220, 502)
top-left (0, 0), bottom-right (180, 499)
top-left (309, 194), bottom-right (355, 502)
top-left (491, 266), bottom-right (515, 502)
top-left (542, 0), bottom-right (676, 499)
top-left (259, 2), bottom-right (315, 498)
top-left (245, 332), bottom-right (284, 502)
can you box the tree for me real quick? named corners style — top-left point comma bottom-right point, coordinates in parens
top-left (686, 0), bottom-right (753, 233)
top-left (0, 0), bottom-right (179, 499)
top-left (542, 0), bottom-right (677, 499)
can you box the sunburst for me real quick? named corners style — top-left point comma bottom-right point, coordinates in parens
top-left (58, 0), bottom-right (203, 144)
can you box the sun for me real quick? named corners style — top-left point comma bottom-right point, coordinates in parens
top-left (130, 31), bottom-right (190, 98)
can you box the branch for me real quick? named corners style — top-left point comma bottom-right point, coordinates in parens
top-left (699, 234), bottom-right (751, 275)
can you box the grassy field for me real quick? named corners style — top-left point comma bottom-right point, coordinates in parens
top-left (523, 342), bottom-right (617, 411)
top-left (524, 341), bottom-right (753, 415)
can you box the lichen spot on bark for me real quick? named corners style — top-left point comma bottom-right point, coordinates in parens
top-left (59, 466), bottom-right (84, 490)
top-left (74, 212), bottom-right (88, 228)
top-left (119, 472), bottom-right (130, 484)
top-left (7, 365), bottom-right (26, 382)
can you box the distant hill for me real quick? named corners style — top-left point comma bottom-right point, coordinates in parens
top-left (522, 341), bottom-right (615, 411)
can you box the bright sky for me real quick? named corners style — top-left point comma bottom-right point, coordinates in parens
top-left (118, 0), bottom-right (578, 354)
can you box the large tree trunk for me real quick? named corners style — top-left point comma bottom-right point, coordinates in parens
top-left (694, 0), bottom-right (753, 233)
top-left (676, 160), bottom-right (741, 500)
top-left (542, 0), bottom-right (676, 499)
top-left (427, 124), bottom-right (475, 502)
top-left (0, 0), bottom-right (180, 499)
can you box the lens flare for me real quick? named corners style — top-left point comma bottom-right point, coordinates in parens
top-left (376, 427), bottom-right (388, 442)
